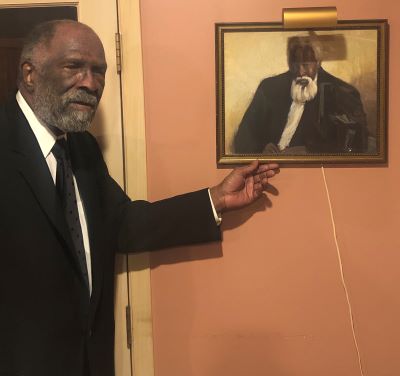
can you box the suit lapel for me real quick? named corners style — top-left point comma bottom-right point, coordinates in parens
top-left (302, 69), bottom-right (329, 136)
top-left (6, 98), bottom-right (106, 307)
top-left (5, 99), bottom-right (86, 283)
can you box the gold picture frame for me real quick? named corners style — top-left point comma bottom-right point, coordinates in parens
top-left (216, 20), bottom-right (388, 164)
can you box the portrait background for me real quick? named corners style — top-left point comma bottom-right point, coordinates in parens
top-left (224, 29), bottom-right (377, 154)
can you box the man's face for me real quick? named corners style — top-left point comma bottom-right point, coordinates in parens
top-left (30, 24), bottom-right (107, 133)
top-left (289, 45), bottom-right (319, 80)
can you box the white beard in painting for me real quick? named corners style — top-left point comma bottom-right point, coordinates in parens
top-left (290, 76), bottom-right (318, 103)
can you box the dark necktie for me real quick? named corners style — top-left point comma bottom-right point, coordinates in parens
top-left (52, 139), bottom-right (89, 290)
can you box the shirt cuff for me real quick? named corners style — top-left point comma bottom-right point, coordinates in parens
top-left (208, 188), bottom-right (222, 226)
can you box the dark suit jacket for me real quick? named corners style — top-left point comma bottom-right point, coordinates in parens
top-left (0, 99), bottom-right (221, 376)
top-left (233, 68), bottom-right (368, 154)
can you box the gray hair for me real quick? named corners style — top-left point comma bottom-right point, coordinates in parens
top-left (18, 20), bottom-right (81, 82)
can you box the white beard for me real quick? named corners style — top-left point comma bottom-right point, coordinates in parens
top-left (291, 76), bottom-right (318, 103)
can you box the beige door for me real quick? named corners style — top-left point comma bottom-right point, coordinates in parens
top-left (0, 1), bottom-right (153, 376)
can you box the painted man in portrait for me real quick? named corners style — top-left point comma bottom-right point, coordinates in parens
top-left (233, 35), bottom-right (368, 154)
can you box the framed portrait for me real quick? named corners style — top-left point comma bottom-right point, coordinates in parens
top-left (216, 20), bottom-right (388, 164)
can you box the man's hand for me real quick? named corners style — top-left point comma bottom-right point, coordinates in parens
top-left (210, 161), bottom-right (279, 213)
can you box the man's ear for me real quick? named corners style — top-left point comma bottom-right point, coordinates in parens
top-left (21, 62), bottom-right (36, 93)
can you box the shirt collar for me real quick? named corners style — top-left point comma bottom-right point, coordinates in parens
top-left (16, 90), bottom-right (58, 159)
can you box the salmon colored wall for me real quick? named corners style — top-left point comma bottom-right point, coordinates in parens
top-left (140, 1), bottom-right (400, 375)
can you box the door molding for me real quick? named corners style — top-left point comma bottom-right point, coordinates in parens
top-left (117, 0), bottom-right (155, 374)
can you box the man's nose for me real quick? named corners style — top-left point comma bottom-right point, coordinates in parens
top-left (298, 64), bottom-right (307, 76)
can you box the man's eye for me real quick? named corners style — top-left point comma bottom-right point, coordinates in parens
top-left (64, 64), bottom-right (81, 70)
top-left (94, 70), bottom-right (106, 77)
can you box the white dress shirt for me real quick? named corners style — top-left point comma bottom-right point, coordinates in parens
top-left (16, 91), bottom-right (93, 293)
top-left (278, 102), bottom-right (305, 150)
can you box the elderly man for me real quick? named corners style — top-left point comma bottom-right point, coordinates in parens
top-left (0, 20), bottom-right (279, 376)
top-left (234, 35), bottom-right (368, 154)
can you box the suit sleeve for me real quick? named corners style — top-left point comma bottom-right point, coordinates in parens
top-left (71, 132), bottom-right (221, 253)
top-left (117, 189), bottom-right (221, 252)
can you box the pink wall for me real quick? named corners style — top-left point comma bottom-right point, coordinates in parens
top-left (140, 1), bottom-right (400, 375)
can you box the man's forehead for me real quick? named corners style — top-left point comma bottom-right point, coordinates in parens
top-left (45, 23), bottom-right (106, 62)
top-left (291, 45), bottom-right (317, 62)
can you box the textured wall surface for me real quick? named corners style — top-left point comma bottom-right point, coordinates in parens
top-left (141, 1), bottom-right (400, 375)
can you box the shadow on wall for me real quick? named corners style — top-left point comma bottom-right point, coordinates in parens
top-left (117, 183), bottom-right (280, 271)
top-left (222, 185), bottom-right (279, 231)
